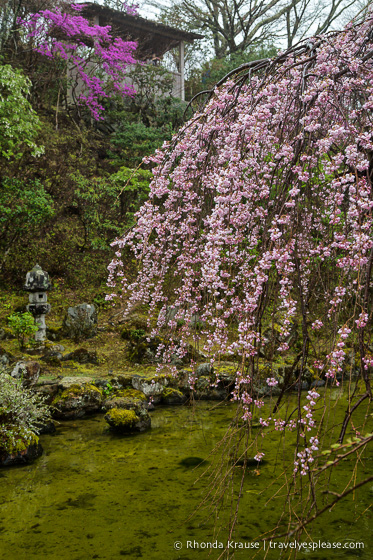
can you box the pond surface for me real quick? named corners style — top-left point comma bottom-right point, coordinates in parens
top-left (0, 394), bottom-right (372, 560)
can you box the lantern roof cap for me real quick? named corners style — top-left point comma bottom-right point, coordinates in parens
top-left (24, 264), bottom-right (51, 292)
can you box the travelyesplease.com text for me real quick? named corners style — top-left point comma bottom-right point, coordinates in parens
top-left (173, 539), bottom-right (365, 551)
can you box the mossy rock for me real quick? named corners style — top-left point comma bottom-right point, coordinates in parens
top-left (0, 346), bottom-right (15, 366)
top-left (9, 360), bottom-right (41, 387)
top-left (61, 348), bottom-right (98, 365)
top-left (42, 355), bottom-right (62, 367)
top-left (53, 383), bottom-right (102, 400)
top-left (110, 374), bottom-right (134, 389)
top-left (62, 303), bottom-right (97, 342)
top-left (215, 363), bottom-right (237, 387)
top-left (119, 313), bottom-right (148, 332)
top-left (196, 363), bottom-right (213, 377)
top-left (0, 430), bottom-right (42, 467)
top-left (105, 408), bottom-right (138, 427)
top-left (162, 387), bottom-right (187, 405)
top-left (58, 376), bottom-right (94, 388)
top-left (104, 406), bottom-right (151, 433)
top-left (52, 383), bottom-right (103, 419)
top-left (103, 395), bottom-right (148, 412)
top-left (193, 376), bottom-right (228, 401)
top-left (114, 388), bottom-right (146, 402)
top-left (252, 382), bottom-right (282, 398)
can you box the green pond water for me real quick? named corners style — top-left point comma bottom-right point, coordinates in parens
top-left (0, 392), bottom-right (372, 560)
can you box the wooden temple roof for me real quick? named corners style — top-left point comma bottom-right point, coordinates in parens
top-left (79, 3), bottom-right (203, 59)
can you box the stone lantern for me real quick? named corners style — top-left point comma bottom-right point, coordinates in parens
top-left (24, 264), bottom-right (51, 343)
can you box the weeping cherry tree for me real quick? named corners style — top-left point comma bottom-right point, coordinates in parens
top-left (107, 10), bottom-right (373, 553)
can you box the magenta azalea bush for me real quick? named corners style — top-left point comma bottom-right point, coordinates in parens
top-left (19, 2), bottom-right (137, 119)
top-left (107, 11), bottom-right (373, 537)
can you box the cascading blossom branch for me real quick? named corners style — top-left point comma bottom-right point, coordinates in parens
top-left (19, 2), bottom-right (137, 119)
top-left (107, 12), bottom-right (373, 474)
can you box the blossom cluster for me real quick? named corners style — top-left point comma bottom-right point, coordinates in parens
top-left (294, 436), bottom-right (319, 476)
top-left (19, 1), bottom-right (137, 119)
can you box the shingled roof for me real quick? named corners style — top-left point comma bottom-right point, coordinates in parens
top-left (79, 3), bottom-right (203, 59)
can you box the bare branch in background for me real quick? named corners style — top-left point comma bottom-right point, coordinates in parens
top-left (146, 0), bottom-right (366, 58)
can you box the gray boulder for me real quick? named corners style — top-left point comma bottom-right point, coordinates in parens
top-left (310, 379), bottom-right (325, 389)
top-left (0, 347), bottom-right (14, 367)
top-left (10, 361), bottom-right (40, 387)
top-left (63, 303), bottom-right (97, 341)
top-left (132, 374), bottom-right (169, 404)
top-left (196, 363), bottom-right (213, 377)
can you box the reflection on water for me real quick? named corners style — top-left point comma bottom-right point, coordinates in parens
top-left (0, 398), bottom-right (371, 559)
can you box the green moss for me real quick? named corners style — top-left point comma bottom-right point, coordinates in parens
top-left (115, 389), bottom-right (146, 401)
top-left (46, 326), bottom-right (63, 339)
top-left (216, 363), bottom-right (238, 374)
top-left (107, 408), bottom-right (138, 427)
top-left (52, 383), bottom-right (102, 405)
top-left (162, 387), bottom-right (183, 398)
top-left (1, 427), bottom-right (39, 456)
top-left (7, 438), bottom-right (27, 455)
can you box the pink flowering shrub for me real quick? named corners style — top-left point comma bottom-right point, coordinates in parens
top-left (107, 9), bottom-right (373, 499)
top-left (19, 2), bottom-right (137, 119)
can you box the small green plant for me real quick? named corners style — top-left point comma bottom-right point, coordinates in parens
top-left (102, 382), bottom-right (113, 397)
top-left (7, 312), bottom-right (38, 349)
top-left (130, 328), bottom-right (146, 341)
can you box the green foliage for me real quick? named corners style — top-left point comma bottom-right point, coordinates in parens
top-left (0, 176), bottom-right (54, 269)
top-left (70, 166), bottom-right (151, 250)
top-left (0, 176), bottom-right (54, 233)
top-left (0, 64), bottom-right (44, 159)
top-left (0, 372), bottom-right (50, 457)
top-left (123, 327), bottom-right (146, 341)
top-left (188, 46), bottom-right (278, 95)
top-left (109, 121), bottom-right (171, 167)
top-left (70, 171), bottom-right (121, 251)
top-left (107, 63), bottom-right (187, 167)
top-left (7, 312), bottom-right (38, 349)
top-left (111, 166), bottom-right (151, 227)
top-left (126, 63), bottom-right (175, 124)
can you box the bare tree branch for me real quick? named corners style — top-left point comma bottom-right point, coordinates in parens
top-left (148, 0), bottom-right (364, 58)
